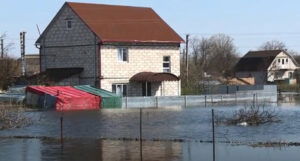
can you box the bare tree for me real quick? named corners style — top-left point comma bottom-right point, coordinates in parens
top-left (206, 34), bottom-right (238, 77)
top-left (0, 33), bottom-right (19, 90)
top-left (181, 34), bottom-right (238, 94)
top-left (259, 40), bottom-right (287, 51)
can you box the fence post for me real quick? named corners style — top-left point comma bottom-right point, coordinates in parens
top-left (43, 95), bottom-right (46, 109)
top-left (140, 108), bottom-right (143, 161)
top-left (253, 94), bottom-right (255, 106)
top-left (212, 109), bottom-right (215, 161)
top-left (60, 113), bottom-right (64, 147)
top-left (220, 95), bottom-right (223, 103)
top-left (126, 97), bottom-right (128, 109)
top-left (156, 96), bottom-right (158, 108)
top-left (184, 96), bottom-right (187, 108)
top-left (205, 95), bottom-right (207, 107)
top-left (235, 93), bottom-right (237, 104)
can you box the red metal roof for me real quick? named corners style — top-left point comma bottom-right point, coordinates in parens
top-left (26, 86), bottom-right (101, 111)
top-left (67, 2), bottom-right (184, 43)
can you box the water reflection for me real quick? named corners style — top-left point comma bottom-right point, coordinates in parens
top-left (1, 138), bottom-right (300, 161)
top-left (0, 139), bottom-right (182, 161)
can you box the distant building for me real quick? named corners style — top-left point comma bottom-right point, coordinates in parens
top-left (24, 54), bottom-right (40, 76)
top-left (35, 2), bottom-right (183, 96)
top-left (234, 50), bottom-right (299, 84)
top-left (17, 54), bottom-right (40, 76)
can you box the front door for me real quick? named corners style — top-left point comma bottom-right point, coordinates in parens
top-left (142, 82), bottom-right (151, 96)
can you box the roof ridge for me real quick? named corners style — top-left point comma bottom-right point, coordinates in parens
top-left (66, 1), bottom-right (152, 9)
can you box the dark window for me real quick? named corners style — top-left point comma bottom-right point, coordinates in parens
top-left (278, 59), bottom-right (280, 63)
top-left (142, 82), bottom-right (151, 96)
top-left (282, 59), bottom-right (284, 65)
top-left (286, 59), bottom-right (288, 63)
top-left (118, 48), bottom-right (128, 62)
top-left (163, 56), bottom-right (171, 72)
top-left (66, 20), bottom-right (72, 29)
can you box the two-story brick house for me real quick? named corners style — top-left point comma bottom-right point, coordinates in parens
top-left (35, 2), bottom-right (184, 96)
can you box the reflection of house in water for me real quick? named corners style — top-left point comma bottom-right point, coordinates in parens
top-left (41, 139), bottom-right (181, 161)
top-left (101, 140), bottom-right (182, 161)
top-left (1, 139), bottom-right (182, 161)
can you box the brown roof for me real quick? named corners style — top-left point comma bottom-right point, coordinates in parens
top-left (66, 2), bottom-right (184, 43)
top-left (234, 50), bottom-right (285, 72)
top-left (130, 72), bottom-right (179, 82)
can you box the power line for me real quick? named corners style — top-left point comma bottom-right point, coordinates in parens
top-left (181, 32), bottom-right (300, 37)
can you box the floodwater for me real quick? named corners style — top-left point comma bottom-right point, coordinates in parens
top-left (1, 138), bottom-right (300, 161)
top-left (1, 94), bottom-right (300, 161)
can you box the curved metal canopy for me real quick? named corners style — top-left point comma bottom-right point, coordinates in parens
top-left (130, 72), bottom-right (180, 82)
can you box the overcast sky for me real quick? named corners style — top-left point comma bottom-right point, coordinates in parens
top-left (1, 0), bottom-right (300, 57)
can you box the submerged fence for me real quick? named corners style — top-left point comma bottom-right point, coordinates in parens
top-left (122, 85), bottom-right (277, 108)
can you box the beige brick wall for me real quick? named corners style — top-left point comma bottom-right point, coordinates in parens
top-left (100, 45), bottom-right (181, 96)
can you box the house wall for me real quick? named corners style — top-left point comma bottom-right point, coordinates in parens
top-left (100, 45), bottom-right (181, 96)
top-left (267, 52), bottom-right (298, 83)
top-left (39, 5), bottom-right (98, 86)
top-left (236, 71), bottom-right (267, 85)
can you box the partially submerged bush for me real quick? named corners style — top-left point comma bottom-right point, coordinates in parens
top-left (216, 104), bottom-right (281, 126)
top-left (0, 106), bottom-right (32, 130)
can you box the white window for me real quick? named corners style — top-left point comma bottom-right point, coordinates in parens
top-left (66, 20), bottom-right (72, 29)
top-left (118, 48), bottom-right (128, 62)
top-left (163, 56), bottom-right (171, 72)
top-left (112, 84), bottom-right (127, 96)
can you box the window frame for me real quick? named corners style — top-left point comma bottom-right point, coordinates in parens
top-left (117, 48), bottom-right (129, 62)
top-left (112, 83), bottom-right (128, 96)
top-left (163, 56), bottom-right (171, 73)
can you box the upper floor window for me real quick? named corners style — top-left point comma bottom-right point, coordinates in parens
top-left (286, 59), bottom-right (288, 63)
top-left (278, 59), bottom-right (280, 63)
top-left (112, 84), bottom-right (127, 96)
top-left (66, 19), bottom-right (73, 29)
top-left (118, 48), bottom-right (128, 62)
top-left (163, 56), bottom-right (171, 73)
top-left (282, 59), bottom-right (284, 65)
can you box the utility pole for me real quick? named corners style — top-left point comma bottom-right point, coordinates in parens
top-left (20, 31), bottom-right (26, 76)
top-left (185, 34), bottom-right (189, 83)
top-left (0, 39), bottom-right (3, 58)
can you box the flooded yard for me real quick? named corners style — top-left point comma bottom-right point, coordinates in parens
top-left (1, 96), bottom-right (300, 161)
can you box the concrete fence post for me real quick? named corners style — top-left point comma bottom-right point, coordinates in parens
top-left (212, 109), bottom-right (215, 161)
top-left (140, 108), bottom-right (143, 161)
top-left (126, 97), bottom-right (128, 109)
top-left (184, 95), bottom-right (187, 108)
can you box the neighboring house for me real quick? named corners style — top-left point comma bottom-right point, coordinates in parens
top-left (35, 2), bottom-right (183, 96)
top-left (234, 50), bottom-right (299, 84)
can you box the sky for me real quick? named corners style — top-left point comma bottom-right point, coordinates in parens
top-left (1, 0), bottom-right (300, 57)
